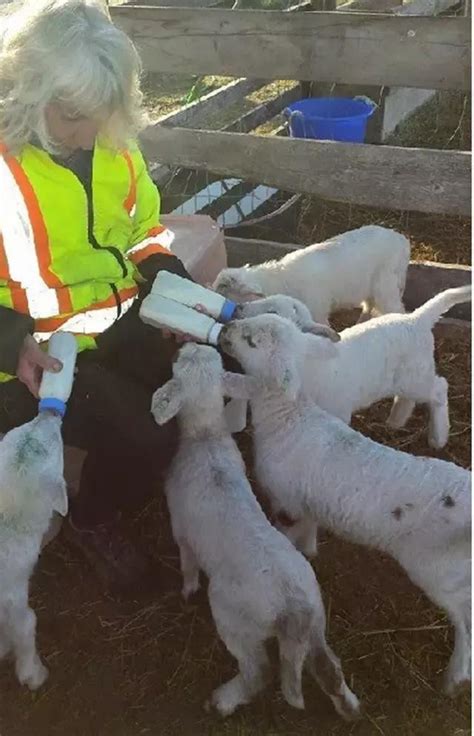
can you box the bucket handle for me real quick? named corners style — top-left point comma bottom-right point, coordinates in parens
top-left (353, 95), bottom-right (378, 116)
top-left (283, 108), bottom-right (307, 138)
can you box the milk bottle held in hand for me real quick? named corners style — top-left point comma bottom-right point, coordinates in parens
top-left (38, 332), bottom-right (78, 417)
top-left (152, 271), bottom-right (237, 322)
top-left (140, 294), bottom-right (224, 345)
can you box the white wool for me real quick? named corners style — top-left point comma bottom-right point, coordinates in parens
top-left (0, 411), bottom-right (67, 690)
top-left (214, 225), bottom-right (410, 324)
top-left (220, 314), bottom-right (471, 695)
top-left (151, 343), bottom-right (360, 720)
top-left (251, 286), bottom-right (470, 449)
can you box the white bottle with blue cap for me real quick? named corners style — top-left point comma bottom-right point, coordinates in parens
top-left (38, 332), bottom-right (78, 418)
top-left (152, 271), bottom-right (237, 323)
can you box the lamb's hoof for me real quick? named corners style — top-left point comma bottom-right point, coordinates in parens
top-left (443, 672), bottom-right (470, 698)
top-left (297, 541), bottom-right (318, 559)
top-left (283, 691), bottom-right (305, 710)
top-left (428, 433), bottom-right (448, 451)
top-left (206, 683), bottom-right (242, 717)
top-left (182, 579), bottom-right (200, 602)
top-left (386, 416), bottom-right (405, 430)
top-left (18, 661), bottom-right (48, 691)
top-left (332, 688), bottom-right (362, 722)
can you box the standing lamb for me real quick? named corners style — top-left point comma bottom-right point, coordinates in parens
top-left (213, 225), bottom-right (410, 324)
top-left (0, 411), bottom-right (68, 689)
top-left (239, 287), bottom-right (471, 448)
top-left (219, 315), bottom-right (471, 695)
top-left (151, 343), bottom-right (360, 719)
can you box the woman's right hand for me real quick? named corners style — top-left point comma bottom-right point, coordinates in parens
top-left (16, 335), bottom-right (63, 398)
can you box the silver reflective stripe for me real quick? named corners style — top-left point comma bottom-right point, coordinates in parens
top-left (34, 296), bottom-right (136, 342)
top-left (127, 228), bottom-right (175, 256)
top-left (0, 157), bottom-right (60, 318)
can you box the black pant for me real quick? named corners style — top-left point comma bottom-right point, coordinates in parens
top-left (0, 296), bottom-right (181, 528)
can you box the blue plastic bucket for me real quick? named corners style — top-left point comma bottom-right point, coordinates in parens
top-left (283, 97), bottom-right (377, 143)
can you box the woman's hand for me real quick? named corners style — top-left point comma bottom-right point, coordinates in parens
top-left (16, 335), bottom-right (63, 398)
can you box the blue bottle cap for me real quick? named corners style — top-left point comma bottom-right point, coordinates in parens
top-left (38, 398), bottom-right (66, 418)
top-left (219, 299), bottom-right (237, 323)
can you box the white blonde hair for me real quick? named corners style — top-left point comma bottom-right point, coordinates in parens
top-left (0, 0), bottom-right (146, 153)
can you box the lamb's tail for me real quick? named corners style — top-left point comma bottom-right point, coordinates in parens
top-left (411, 285), bottom-right (471, 328)
top-left (276, 603), bottom-right (313, 710)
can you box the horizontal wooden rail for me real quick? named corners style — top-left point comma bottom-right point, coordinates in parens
top-left (140, 126), bottom-right (471, 215)
top-left (155, 78), bottom-right (265, 128)
top-left (111, 8), bottom-right (470, 90)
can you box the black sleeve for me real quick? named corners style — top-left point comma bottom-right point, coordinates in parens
top-left (0, 306), bottom-right (34, 375)
top-left (137, 252), bottom-right (194, 287)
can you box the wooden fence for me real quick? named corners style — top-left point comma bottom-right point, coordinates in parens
top-left (110, 2), bottom-right (471, 216)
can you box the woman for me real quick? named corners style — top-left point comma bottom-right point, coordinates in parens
top-left (0, 0), bottom-right (200, 591)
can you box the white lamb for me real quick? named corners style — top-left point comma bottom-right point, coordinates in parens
top-left (151, 343), bottom-right (360, 719)
top-left (240, 287), bottom-right (471, 449)
top-left (213, 225), bottom-right (410, 325)
top-left (0, 411), bottom-right (68, 689)
top-left (219, 315), bottom-right (472, 695)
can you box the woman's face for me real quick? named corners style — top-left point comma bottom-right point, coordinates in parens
top-left (45, 102), bottom-right (102, 153)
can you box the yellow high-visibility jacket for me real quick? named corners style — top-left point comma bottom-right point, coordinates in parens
top-left (0, 139), bottom-right (176, 381)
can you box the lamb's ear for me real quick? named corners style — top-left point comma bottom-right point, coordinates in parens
top-left (222, 372), bottom-right (259, 400)
top-left (271, 352), bottom-right (301, 401)
top-left (151, 378), bottom-right (184, 425)
top-left (51, 479), bottom-right (68, 517)
top-left (239, 290), bottom-right (266, 302)
top-left (301, 322), bottom-right (340, 343)
top-left (306, 334), bottom-right (339, 360)
top-left (38, 472), bottom-right (68, 517)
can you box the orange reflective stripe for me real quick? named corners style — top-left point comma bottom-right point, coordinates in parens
top-left (2, 152), bottom-right (73, 315)
top-left (0, 233), bottom-right (9, 280)
top-left (10, 286), bottom-right (29, 314)
top-left (122, 151), bottom-right (136, 216)
top-left (128, 225), bottom-right (174, 265)
top-left (128, 243), bottom-right (170, 265)
top-left (34, 285), bottom-right (138, 332)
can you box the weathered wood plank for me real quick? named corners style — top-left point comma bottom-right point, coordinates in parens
top-left (404, 261), bottom-right (471, 319)
top-left (155, 78), bottom-right (265, 128)
top-left (140, 126), bottom-right (471, 215)
top-left (397, 0), bottom-right (461, 15)
top-left (224, 84), bottom-right (301, 132)
top-left (121, 0), bottom-right (220, 6)
top-left (111, 8), bottom-right (470, 91)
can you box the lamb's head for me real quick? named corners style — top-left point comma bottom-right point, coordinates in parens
top-left (151, 343), bottom-right (227, 427)
top-left (219, 314), bottom-right (338, 400)
top-left (236, 294), bottom-right (339, 340)
top-left (212, 267), bottom-right (265, 302)
top-left (0, 413), bottom-right (67, 520)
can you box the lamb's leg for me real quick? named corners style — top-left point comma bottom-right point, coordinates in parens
top-left (277, 612), bottom-right (312, 710)
top-left (178, 540), bottom-right (200, 601)
top-left (387, 396), bottom-right (416, 429)
top-left (7, 603), bottom-right (48, 690)
top-left (0, 618), bottom-right (11, 660)
top-left (444, 605), bottom-right (471, 696)
top-left (307, 631), bottom-right (360, 721)
top-left (208, 637), bottom-right (270, 716)
top-left (277, 517), bottom-right (318, 558)
top-left (207, 598), bottom-right (271, 716)
top-left (371, 281), bottom-right (405, 317)
top-left (428, 376), bottom-right (449, 450)
top-left (356, 300), bottom-right (374, 324)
